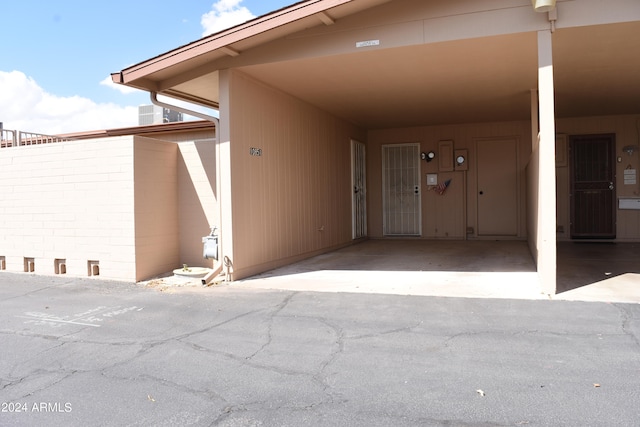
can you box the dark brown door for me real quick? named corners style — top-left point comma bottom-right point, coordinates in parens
top-left (570, 134), bottom-right (616, 239)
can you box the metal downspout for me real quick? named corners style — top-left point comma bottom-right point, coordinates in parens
top-left (150, 92), bottom-right (223, 285)
top-left (150, 92), bottom-right (219, 127)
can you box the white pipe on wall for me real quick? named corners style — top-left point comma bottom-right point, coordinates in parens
top-left (150, 92), bottom-right (219, 127)
top-left (150, 91), bottom-right (224, 284)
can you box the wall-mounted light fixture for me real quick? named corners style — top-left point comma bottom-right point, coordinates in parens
top-left (421, 151), bottom-right (436, 162)
top-left (532, 0), bottom-right (556, 12)
top-left (623, 145), bottom-right (639, 156)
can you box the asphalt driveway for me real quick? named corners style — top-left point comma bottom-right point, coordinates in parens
top-left (1, 272), bottom-right (639, 426)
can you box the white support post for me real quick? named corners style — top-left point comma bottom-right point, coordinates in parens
top-left (531, 89), bottom-right (539, 150)
top-left (537, 30), bottom-right (557, 295)
top-left (218, 69), bottom-right (234, 280)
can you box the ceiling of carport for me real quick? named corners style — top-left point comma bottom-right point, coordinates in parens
top-left (239, 32), bottom-right (538, 129)
top-left (553, 21), bottom-right (640, 119)
top-left (236, 21), bottom-right (640, 130)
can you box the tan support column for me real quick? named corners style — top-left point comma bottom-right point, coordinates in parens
top-left (531, 89), bottom-right (539, 150)
top-left (537, 30), bottom-right (557, 295)
top-left (218, 69), bottom-right (234, 280)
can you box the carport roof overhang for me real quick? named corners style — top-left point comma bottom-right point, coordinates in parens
top-left (112, 1), bottom-right (640, 129)
top-left (111, 0), bottom-right (392, 109)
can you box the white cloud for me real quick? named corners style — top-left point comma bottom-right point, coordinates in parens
top-left (100, 75), bottom-right (140, 95)
top-left (201, 0), bottom-right (256, 36)
top-left (0, 70), bottom-right (138, 135)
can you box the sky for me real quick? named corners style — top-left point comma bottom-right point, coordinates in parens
top-left (0, 0), bottom-right (293, 134)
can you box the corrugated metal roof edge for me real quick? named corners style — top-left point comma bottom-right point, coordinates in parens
top-left (59, 120), bottom-right (215, 140)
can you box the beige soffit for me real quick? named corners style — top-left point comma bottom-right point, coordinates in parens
top-left (111, 0), bottom-right (391, 107)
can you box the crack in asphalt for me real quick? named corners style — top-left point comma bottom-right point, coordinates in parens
top-left (314, 317), bottom-right (345, 375)
top-left (1, 341), bottom-right (68, 393)
top-left (0, 375), bottom-right (26, 391)
top-left (167, 293), bottom-right (348, 417)
top-left (1, 317), bottom-right (243, 401)
top-left (3, 278), bottom-right (640, 426)
top-left (615, 303), bottom-right (640, 349)
top-left (349, 320), bottom-right (425, 341)
top-left (135, 373), bottom-right (228, 403)
top-left (245, 292), bottom-right (297, 361)
top-left (0, 329), bottom-right (73, 341)
top-left (172, 307), bottom-right (271, 344)
top-left (0, 284), bottom-right (65, 302)
top-left (209, 403), bottom-right (250, 426)
top-left (11, 369), bottom-right (80, 401)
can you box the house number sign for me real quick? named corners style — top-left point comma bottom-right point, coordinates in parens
top-left (356, 39), bottom-right (380, 48)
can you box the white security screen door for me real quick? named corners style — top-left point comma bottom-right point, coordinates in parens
top-left (352, 140), bottom-right (367, 239)
top-left (382, 144), bottom-right (421, 236)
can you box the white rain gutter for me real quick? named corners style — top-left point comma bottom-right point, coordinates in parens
top-left (150, 92), bottom-right (219, 127)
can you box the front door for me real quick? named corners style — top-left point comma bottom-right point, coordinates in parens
top-left (382, 144), bottom-right (421, 236)
top-left (570, 134), bottom-right (616, 239)
top-left (477, 138), bottom-right (518, 236)
top-left (352, 140), bottom-right (367, 239)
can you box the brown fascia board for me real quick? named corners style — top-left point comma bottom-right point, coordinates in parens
top-left (110, 73), bottom-right (158, 93)
top-left (112, 0), bottom-right (353, 88)
top-left (59, 120), bottom-right (215, 140)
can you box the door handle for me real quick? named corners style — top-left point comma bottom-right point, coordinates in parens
top-left (414, 185), bottom-right (420, 195)
top-left (609, 182), bottom-right (614, 190)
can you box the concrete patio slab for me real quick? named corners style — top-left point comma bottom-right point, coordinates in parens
top-left (232, 240), bottom-right (640, 304)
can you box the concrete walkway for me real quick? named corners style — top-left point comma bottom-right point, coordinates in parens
top-left (232, 240), bottom-right (640, 304)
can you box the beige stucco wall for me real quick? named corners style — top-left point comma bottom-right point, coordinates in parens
top-left (133, 137), bottom-right (180, 281)
top-left (369, 115), bottom-right (640, 248)
top-left (224, 70), bottom-right (366, 279)
top-left (0, 137), bottom-right (137, 280)
top-left (129, 135), bottom-right (220, 280)
top-left (368, 121), bottom-right (532, 240)
top-left (130, 130), bottom-right (218, 280)
top-left (177, 139), bottom-right (218, 268)
top-left (555, 114), bottom-right (640, 241)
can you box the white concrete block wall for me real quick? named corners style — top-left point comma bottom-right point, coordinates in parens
top-left (0, 137), bottom-right (137, 281)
